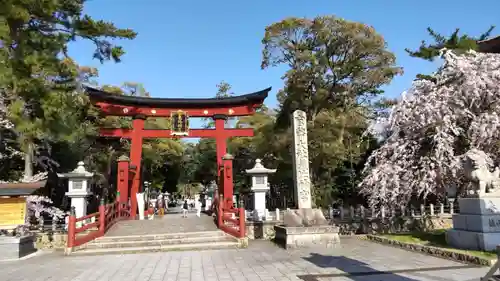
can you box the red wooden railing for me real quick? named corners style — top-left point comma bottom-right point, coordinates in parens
top-left (216, 194), bottom-right (246, 238)
top-left (213, 155), bottom-right (246, 239)
top-left (66, 200), bottom-right (153, 254)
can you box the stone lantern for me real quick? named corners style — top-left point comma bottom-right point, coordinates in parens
top-left (58, 162), bottom-right (93, 225)
top-left (205, 181), bottom-right (216, 211)
top-left (245, 159), bottom-right (276, 221)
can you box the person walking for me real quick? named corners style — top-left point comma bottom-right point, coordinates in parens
top-left (194, 196), bottom-right (201, 218)
top-left (182, 200), bottom-right (189, 218)
top-left (157, 194), bottom-right (164, 216)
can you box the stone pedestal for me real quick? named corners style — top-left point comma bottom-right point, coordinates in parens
top-left (253, 190), bottom-right (266, 220)
top-left (70, 196), bottom-right (88, 221)
top-left (205, 198), bottom-right (212, 211)
top-left (274, 225), bottom-right (340, 249)
top-left (0, 235), bottom-right (37, 261)
top-left (446, 197), bottom-right (500, 251)
top-left (276, 208), bottom-right (337, 248)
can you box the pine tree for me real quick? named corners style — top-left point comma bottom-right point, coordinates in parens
top-left (406, 26), bottom-right (495, 61)
top-left (0, 0), bottom-right (137, 177)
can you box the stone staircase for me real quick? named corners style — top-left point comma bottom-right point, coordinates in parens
top-left (71, 230), bottom-right (239, 256)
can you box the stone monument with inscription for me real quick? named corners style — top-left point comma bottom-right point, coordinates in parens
top-left (58, 162), bottom-right (93, 225)
top-left (274, 110), bottom-right (339, 249)
top-left (291, 110), bottom-right (312, 209)
top-left (447, 149), bottom-right (500, 251)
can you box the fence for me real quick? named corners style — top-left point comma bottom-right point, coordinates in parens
top-left (245, 202), bottom-right (457, 222)
top-left (241, 193), bottom-right (295, 210)
top-left (215, 195), bottom-right (245, 238)
top-left (65, 200), bottom-right (153, 254)
top-left (27, 218), bottom-right (67, 233)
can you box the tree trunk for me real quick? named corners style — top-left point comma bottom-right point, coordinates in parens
top-left (337, 114), bottom-right (346, 145)
top-left (24, 142), bottom-right (34, 178)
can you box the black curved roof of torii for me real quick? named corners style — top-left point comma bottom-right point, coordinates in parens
top-left (84, 86), bottom-right (272, 108)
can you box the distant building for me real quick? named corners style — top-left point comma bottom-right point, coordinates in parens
top-left (0, 181), bottom-right (46, 229)
top-left (478, 36), bottom-right (500, 53)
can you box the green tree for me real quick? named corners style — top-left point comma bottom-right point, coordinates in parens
top-left (261, 16), bottom-right (401, 206)
top-left (191, 139), bottom-right (218, 187)
top-left (262, 16), bottom-right (402, 127)
top-left (203, 81), bottom-right (235, 128)
top-left (405, 26), bottom-right (495, 81)
top-left (0, 0), bottom-right (137, 178)
top-left (229, 106), bottom-right (276, 192)
top-left (405, 26), bottom-right (495, 61)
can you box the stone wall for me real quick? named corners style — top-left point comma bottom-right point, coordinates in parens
top-left (34, 232), bottom-right (67, 249)
top-left (245, 216), bottom-right (452, 240)
top-left (246, 221), bottom-right (278, 240)
top-left (34, 217), bottom-right (453, 247)
top-left (0, 236), bottom-right (37, 260)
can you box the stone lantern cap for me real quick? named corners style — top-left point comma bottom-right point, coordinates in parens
top-left (57, 161), bottom-right (94, 178)
top-left (245, 159), bottom-right (276, 175)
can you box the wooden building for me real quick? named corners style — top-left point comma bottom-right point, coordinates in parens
top-left (0, 181), bottom-right (46, 229)
top-left (478, 36), bottom-right (500, 53)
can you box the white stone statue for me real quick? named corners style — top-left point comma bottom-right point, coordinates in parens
top-left (462, 148), bottom-right (500, 196)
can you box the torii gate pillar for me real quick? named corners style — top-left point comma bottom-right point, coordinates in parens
top-left (129, 115), bottom-right (146, 217)
top-left (214, 114), bottom-right (230, 208)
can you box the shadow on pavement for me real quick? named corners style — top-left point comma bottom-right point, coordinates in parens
top-left (298, 253), bottom-right (478, 281)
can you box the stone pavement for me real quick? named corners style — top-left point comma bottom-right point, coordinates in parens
top-left (0, 238), bottom-right (491, 281)
top-left (105, 213), bottom-right (218, 236)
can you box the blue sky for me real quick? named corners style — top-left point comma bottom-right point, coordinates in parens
top-left (70, 0), bottom-right (500, 125)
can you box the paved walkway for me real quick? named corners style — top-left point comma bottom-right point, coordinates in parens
top-left (105, 213), bottom-right (218, 236)
top-left (0, 238), bottom-right (491, 281)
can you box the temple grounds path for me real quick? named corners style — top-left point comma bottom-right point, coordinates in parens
top-left (0, 238), bottom-right (491, 281)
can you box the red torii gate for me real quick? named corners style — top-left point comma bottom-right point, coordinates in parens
top-left (85, 86), bottom-right (271, 216)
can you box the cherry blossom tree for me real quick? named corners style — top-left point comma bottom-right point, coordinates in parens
top-left (26, 195), bottom-right (65, 227)
top-left (359, 49), bottom-right (500, 209)
top-left (0, 96), bottom-right (20, 159)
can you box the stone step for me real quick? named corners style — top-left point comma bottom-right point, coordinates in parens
top-left (71, 241), bottom-right (239, 256)
top-left (94, 230), bottom-right (226, 243)
top-left (83, 235), bottom-right (233, 249)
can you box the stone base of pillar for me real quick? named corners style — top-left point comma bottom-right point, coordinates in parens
top-left (447, 197), bottom-right (500, 251)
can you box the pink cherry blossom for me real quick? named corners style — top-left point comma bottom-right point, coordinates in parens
top-left (359, 49), bottom-right (500, 209)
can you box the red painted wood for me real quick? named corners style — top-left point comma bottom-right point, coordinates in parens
top-left (117, 160), bottom-right (129, 203)
top-left (94, 102), bottom-right (260, 117)
top-left (74, 230), bottom-right (100, 247)
top-left (66, 215), bottom-right (76, 249)
top-left (217, 195), bottom-right (223, 227)
top-left (222, 156), bottom-right (234, 209)
top-left (215, 119), bottom-right (227, 205)
top-left (99, 128), bottom-right (254, 138)
top-left (102, 119), bottom-right (248, 214)
top-left (74, 211), bottom-right (99, 223)
top-left (223, 216), bottom-right (239, 225)
top-left (238, 207), bottom-right (245, 238)
top-left (99, 203), bottom-right (106, 236)
top-left (219, 224), bottom-right (240, 238)
top-left (75, 221), bottom-right (99, 233)
top-left (66, 201), bottom-right (134, 252)
top-left (92, 94), bottom-right (264, 235)
top-left (129, 118), bottom-right (145, 218)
